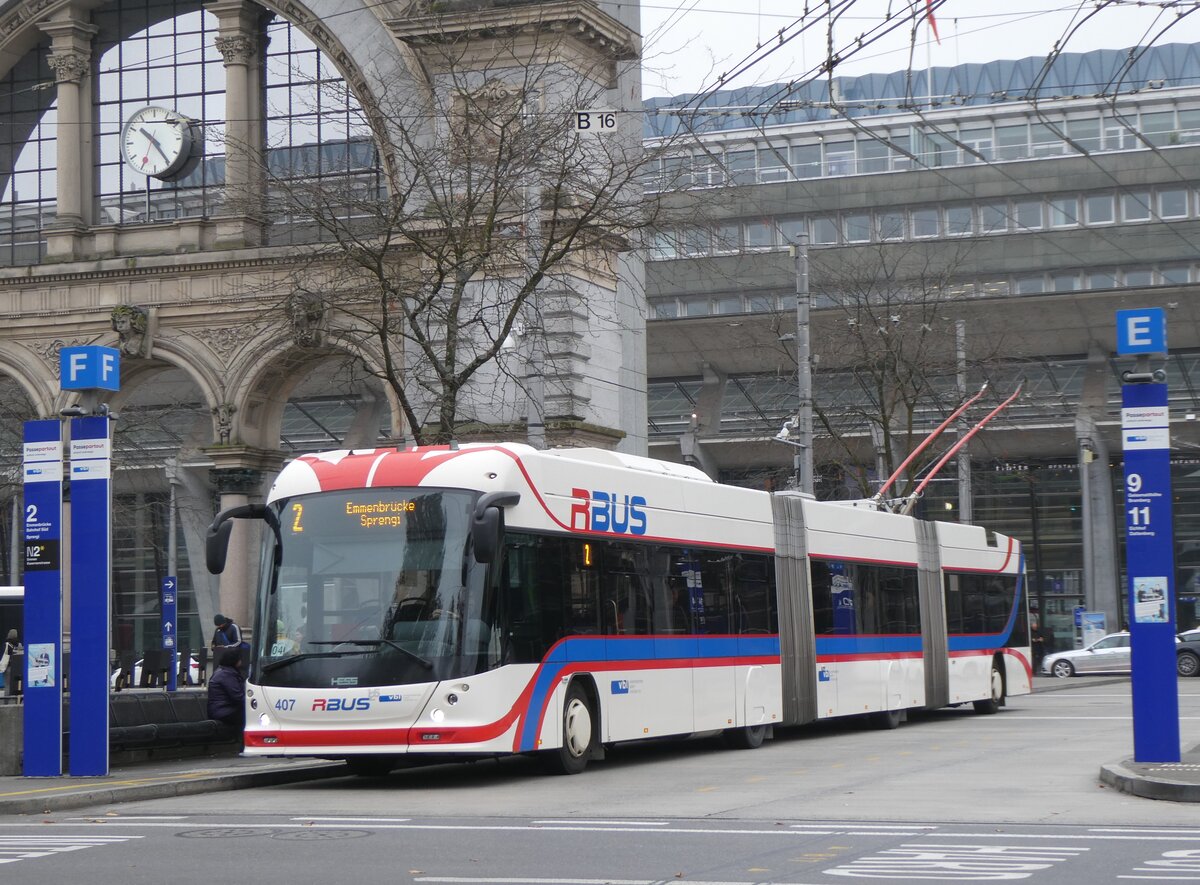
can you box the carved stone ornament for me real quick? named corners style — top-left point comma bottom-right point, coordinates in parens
top-left (471, 79), bottom-right (524, 105)
top-left (47, 51), bottom-right (89, 84)
top-left (111, 304), bottom-right (151, 358)
top-left (193, 324), bottom-right (266, 361)
top-left (212, 402), bottom-right (236, 445)
top-left (30, 337), bottom-right (94, 377)
top-left (214, 34), bottom-right (258, 65)
top-left (209, 466), bottom-right (263, 495)
top-left (288, 293), bottom-right (325, 348)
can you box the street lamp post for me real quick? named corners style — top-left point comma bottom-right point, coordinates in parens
top-left (792, 235), bottom-right (813, 494)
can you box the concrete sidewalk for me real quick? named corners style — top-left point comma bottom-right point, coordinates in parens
top-left (1034, 673), bottom-right (1200, 801)
top-left (0, 754), bottom-right (345, 816)
top-left (0, 675), bottom-right (1195, 814)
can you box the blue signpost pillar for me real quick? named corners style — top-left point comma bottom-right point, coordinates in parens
top-left (61, 345), bottom-right (119, 777)
top-left (22, 420), bottom-right (64, 776)
top-left (1117, 308), bottom-right (1181, 764)
top-left (162, 576), bottom-right (178, 692)
top-left (69, 416), bottom-right (113, 775)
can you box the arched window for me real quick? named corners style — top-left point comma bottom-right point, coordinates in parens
top-left (0, 0), bottom-right (383, 265)
top-left (95, 3), bottom-right (226, 222)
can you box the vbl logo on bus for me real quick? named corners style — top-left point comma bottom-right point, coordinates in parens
top-left (570, 488), bottom-right (647, 535)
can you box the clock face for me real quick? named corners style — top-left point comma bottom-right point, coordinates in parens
top-left (119, 105), bottom-right (196, 180)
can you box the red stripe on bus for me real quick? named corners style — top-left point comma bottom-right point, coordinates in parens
top-left (948, 647), bottom-right (1034, 681)
top-left (245, 655), bottom-right (779, 752)
top-left (816, 652), bottom-right (923, 663)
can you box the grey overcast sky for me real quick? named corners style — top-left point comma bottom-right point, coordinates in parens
top-left (639, 0), bottom-right (1200, 98)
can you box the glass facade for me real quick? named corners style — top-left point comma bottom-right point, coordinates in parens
top-left (94, 1), bottom-right (226, 221)
top-left (0, 45), bottom-right (55, 264)
top-left (0, 4), bottom-right (383, 265)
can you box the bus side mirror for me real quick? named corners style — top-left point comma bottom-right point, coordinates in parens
top-left (472, 492), bottom-right (520, 564)
top-left (205, 504), bottom-right (281, 574)
top-left (206, 518), bottom-right (235, 574)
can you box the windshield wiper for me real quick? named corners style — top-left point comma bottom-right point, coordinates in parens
top-left (308, 638), bottom-right (433, 670)
top-left (260, 649), bottom-right (368, 674)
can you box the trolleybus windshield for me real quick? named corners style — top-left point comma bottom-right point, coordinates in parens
top-left (255, 488), bottom-right (496, 688)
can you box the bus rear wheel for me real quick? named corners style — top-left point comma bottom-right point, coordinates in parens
top-left (542, 682), bottom-right (596, 775)
top-left (722, 723), bottom-right (768, 749)
top-left (973, 660), bottom-right (1005, 714)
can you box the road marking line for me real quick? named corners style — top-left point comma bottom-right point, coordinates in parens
top-left (413, 879), bottom-right (828, 885)
top-left (790, 824), bottom-right (937, 830)
top-left (533, 820), bottom-right (669, 826)
top-left (4, 822), bottom-right (1200, 843)
top-left (290, 817), bottom-right (412, 822)
top-left (66, 816), bottom-right (188, 821)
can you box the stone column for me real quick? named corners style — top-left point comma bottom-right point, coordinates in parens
top-left (206, 446), bottom-right (284, 633)
top-left (206, 0), bottom-right (266, 247)
top-left (1076, 343), bottom-right (1121, 633)
top-left (39, 11), bottom-right (98, 261)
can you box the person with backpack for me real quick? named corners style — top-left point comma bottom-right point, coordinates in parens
top-left (211, 614), bottom-right (242, 650)
top-left (0, 629), bottom-right (21, 696)
top-left (211, 613), bottom-right (249, 672)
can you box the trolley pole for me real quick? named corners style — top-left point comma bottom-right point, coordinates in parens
top-left (792, 236), bottom-right (813, 495)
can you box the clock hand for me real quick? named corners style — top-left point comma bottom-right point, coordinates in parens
top-left (139, 126), bottom-right (171, 162)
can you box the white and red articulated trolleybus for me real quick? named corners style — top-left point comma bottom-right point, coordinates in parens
top-left (207, 442), bottom-right (1030, 775)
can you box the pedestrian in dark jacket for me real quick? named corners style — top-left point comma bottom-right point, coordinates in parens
top-left (211, 613), bottom-right (242, 650)
top-left (207, 647), bottom-right (246, 731)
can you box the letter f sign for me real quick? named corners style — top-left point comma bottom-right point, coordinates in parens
top-left (59, 345), bottom-right (121, 391)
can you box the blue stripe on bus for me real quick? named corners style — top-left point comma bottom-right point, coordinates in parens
top-left (517, 635), bottom-right (782, 752)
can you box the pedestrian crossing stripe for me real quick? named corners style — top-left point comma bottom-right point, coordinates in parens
top-left (0, 834), bottom-right (142, 864)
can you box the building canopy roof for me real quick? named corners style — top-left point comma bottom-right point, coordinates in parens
top-left (644, 42), bottom-right (1200, 137)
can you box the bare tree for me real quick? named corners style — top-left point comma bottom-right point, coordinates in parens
top-left (250, 5), bottom-right (668, 445)
top-left (782, 241), bottom-right (1006, 500)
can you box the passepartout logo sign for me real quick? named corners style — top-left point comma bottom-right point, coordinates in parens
top-left (70, 439), bottom-right (110, 457)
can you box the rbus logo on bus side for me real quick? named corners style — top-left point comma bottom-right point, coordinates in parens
top-left (570, 489), bottom-right (647, 535)
top-left (312, 698), bottom-right (371, 712)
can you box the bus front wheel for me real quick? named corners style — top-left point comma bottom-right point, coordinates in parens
top-left (543, 682), bottom-right (596, 775)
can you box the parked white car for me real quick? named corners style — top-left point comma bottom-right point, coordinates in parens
top-left (110, 654), bottom-right (200, 688)
top-left (1043, 631), bottom-right (1181, 678)
top-left (1042, 632), bottom-right (1132, 678)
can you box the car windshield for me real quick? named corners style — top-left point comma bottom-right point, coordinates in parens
top-left (253, 488), bottom-right (499, 689)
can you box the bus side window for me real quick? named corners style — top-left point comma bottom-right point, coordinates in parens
top-left (603, 545), bottom-right (652, 635)
top-left (567, 541), bottom-right (600, 635)
top-left (732, 554), bottom-right (775, 634)
top-left (810, 560), bottom-right (834, 634)
top-left (944, 574), bottom-right (963, 634)
top-left (700, 551), bottom-right (732, 634)
top-left (499, 536), bottom-right (563, 663)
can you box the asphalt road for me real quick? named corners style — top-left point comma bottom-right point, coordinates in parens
top-left (2, 677), bottom-right (1199, 884)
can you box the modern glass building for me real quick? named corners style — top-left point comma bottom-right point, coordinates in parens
top-left (643, 44), bottom-right (1200, 650)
